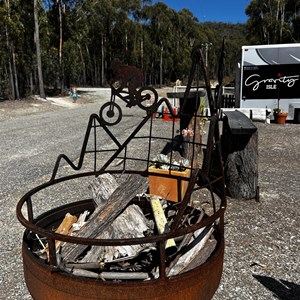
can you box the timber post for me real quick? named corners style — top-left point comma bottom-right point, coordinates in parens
top-left (221, 110), bottom-right (259, 200)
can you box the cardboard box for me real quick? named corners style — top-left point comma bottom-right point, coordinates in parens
top-left (148, 166), bottom-right (191, 202)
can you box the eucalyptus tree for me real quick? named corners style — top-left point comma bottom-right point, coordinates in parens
top-left (284, 0), bottom-right (300, 41)
top-left (42, 0), bottom-right (82, 91)
top-left (0, 1), bottom-right (9, 98)
top-left (172, 9), bottom-right (201, 83)
top-left (1, 0), bottom-right (22, 99)
top-left (0, 0), bottom-right (46, 98)
top-left (74, 0), bottom-right (118, 85)
top-left (132, 0), bottom-right (152, 70)
top-left (73, 0), bottom-right (150, 86)
top-left (245, 0), bottom-right (300, 44)
top-left (142, 2), bottom-right (177, 86)
top-left (200, 22), bottom-right (248, 84)
top-left (106, 0), bottom-right (152, 82)
top-left (34, 0), bottom-right (46, 98)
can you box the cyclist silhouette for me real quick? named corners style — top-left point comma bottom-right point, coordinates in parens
top-left (99, 60), bottom-right (158, 126)
top-left (110, 59), bottom-right (144, 106)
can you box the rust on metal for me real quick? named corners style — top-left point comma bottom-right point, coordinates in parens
top-left (17, 43), bottom-right (227, 299)
top-left (21, 200), bottom-right (224, 300)
top-left (110, 59), bottom-right (144, 97)
top-left (100, 60), bottom-right (158, 126)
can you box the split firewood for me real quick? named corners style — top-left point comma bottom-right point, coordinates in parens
top-left (55, 213), bottom-right (78, 237)
top-left (71, 210), bottom-right (90, 232)
top-left (182, 133), bottom-right (194, 164)
top-left (36, 213), bottom-right (78, 260)
top-left (88, 173), bottom-right (119, 207)
top-left (62, 174), bottom-right (148, 262)
top-left (149, 196), bottom-right (176, 253)
top-left (179, 238), bottom-right (217, 273)
top-left (80, 204), bottom-right (154, 263)
top-left (60, 211), bottom-right (90, 248)
top-left (167, 226), bottom-right (216, 277)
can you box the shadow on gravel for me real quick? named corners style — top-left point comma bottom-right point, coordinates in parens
top-left (253, 275), bottom-right (300, 300)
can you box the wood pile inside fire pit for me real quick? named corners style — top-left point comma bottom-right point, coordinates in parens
top-left (33, 173), bottom-right (217, 281)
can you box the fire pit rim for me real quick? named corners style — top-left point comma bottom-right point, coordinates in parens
top-left (17, 170), bottom-right (226, 247)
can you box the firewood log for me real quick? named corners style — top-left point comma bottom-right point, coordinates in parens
top-left (150, 196), bottom-right (176, 253)
top-left (62, 174), bottom-right (148, 262)
top-left (80, 204), bottom-right (153, 263)
top-left (88, 173), bottom-right (119, 207)
top-left (66, 268), bottom-right (150, 280)
top-left (167, 226), bottom-right (215, 277)
top-left (43, 213), bottom-right (78, 260)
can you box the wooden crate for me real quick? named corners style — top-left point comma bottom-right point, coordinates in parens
top-left (148, 166), bottom-right (191, 202)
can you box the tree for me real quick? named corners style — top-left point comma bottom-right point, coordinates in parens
top-left (172, 9), bottom-right (201, 82)
top-left (245, 0), bottom-right (300, 44)
top-left (0, 0), bottom-right (253, 100)
top-left (142, 2), bottom-right (177, 85)
top-left (3, 0), bottom-right (20, 99)
top-left (34, 0), bottom-right (46, 98)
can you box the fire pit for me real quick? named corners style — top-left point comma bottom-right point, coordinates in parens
top-left (17, 46), bottom-right (227, 300)
top-left (17, 112), bottom-right (226, 299)
top-left (18, 172), bottom-right (225, 300)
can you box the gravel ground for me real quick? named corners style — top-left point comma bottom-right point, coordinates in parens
top-left (0, 89), bottom-right (299, 299)
top-left (214, 122), bottom-right (300, 300)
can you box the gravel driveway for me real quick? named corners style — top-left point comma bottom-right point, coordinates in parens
top-left (215, 122), bottom-right (300, 300)
top-left (0, 88), bottom-right (299, 299)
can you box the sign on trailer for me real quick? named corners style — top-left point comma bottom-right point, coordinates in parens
top-left (239, 43), bottom-right (300, 120)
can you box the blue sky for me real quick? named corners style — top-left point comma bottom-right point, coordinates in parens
top-left (152, 0), bottom-right (251, 24)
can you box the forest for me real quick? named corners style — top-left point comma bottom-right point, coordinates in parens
top-left (1, 0), bottom-right (300, 100)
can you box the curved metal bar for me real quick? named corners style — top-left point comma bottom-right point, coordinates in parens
top-left (17, 171), bottom-right (225, 248)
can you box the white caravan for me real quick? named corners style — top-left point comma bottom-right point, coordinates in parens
top-left (236, 43), bottom-right (300, 121)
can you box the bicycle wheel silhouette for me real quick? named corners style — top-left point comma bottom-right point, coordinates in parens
top-left (137, 87), bottom-right (158, 110)
top-left (99, 102), bottom-right (122, 126)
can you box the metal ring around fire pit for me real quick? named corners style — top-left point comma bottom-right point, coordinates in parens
top-left (17, 169), bottom-right (226, 300)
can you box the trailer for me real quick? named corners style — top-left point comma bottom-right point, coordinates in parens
top-left (236, 43), bottom-right (300, 121)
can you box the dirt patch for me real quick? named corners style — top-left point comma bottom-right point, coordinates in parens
top-left (0, 92), bottom-right (98, 121)
top-left (0, 87), bottom-right (174, 121)
top-left (0, 97), bottom-right (59, 119)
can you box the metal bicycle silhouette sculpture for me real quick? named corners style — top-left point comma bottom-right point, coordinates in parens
top-left (99, 61), bottom-right (158, 125)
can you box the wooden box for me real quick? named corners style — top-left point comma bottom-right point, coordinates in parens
top-left (148, 166), bottom-right (191, 202)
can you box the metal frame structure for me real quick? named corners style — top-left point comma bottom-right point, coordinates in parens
top-left (16, 42), bottom-right (227, 300)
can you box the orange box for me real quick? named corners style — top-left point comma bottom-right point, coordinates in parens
top-left (148, 166), bottom-right (191, 202)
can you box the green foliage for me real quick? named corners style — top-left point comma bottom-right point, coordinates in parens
top-left (245, 0), bottom-right (300, 44)
top-left (1, 0), bottom-right (298, 99)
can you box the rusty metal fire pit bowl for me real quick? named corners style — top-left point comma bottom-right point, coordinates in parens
top-left (17, 49), bottom-right (227, 299)
top-left (18, 171), bottom-right (225, 300)
top-left (18, 171), bottom-right (224, 300)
